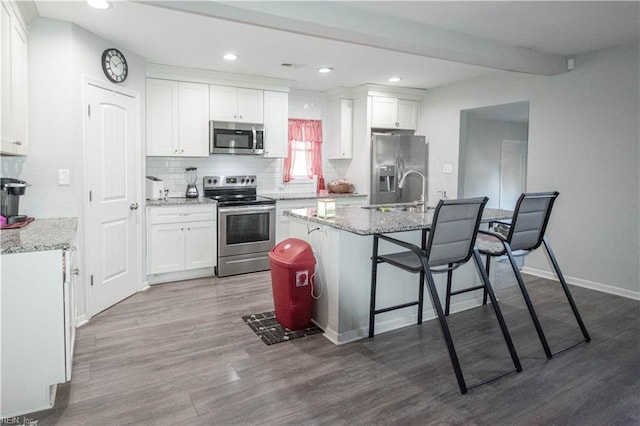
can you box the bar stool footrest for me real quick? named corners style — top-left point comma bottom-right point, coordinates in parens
top-left (465, 367), bottom-right (522, 393)
top-left (450, 285), bottom-right (485, 296)
top-left (374, 300), bottom-right (420, 315)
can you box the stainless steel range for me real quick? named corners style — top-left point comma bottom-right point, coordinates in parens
top-left (204, 175), bottom-right (276, 277)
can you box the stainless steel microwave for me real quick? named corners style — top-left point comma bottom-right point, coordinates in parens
top-left (210, 121), bottom-right (264, 155)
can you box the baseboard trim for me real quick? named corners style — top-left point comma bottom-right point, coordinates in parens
top-left (325, 296), bottom-right (488, 345)
top-left (521, 266), bottom-right (640, 301)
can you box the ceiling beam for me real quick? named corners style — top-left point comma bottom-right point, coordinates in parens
top-left (144, 1), bottom-right (567, 76)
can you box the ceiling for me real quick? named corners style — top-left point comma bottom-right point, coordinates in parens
top-left (33, 1), bottom-right (640, 92)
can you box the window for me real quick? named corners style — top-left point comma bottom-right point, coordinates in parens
top-left (290, 141), bottom-right (309, 179)
top-left (284, 119), bottom-right (324, 184)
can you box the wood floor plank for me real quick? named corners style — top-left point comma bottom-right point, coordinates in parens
top-left (25, 267), bottom-right (640, 425)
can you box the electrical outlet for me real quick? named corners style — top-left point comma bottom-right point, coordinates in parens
top-left (58, 169), bottom-right (71, 185)
top-left (442, 164), bottom-right (453, 174)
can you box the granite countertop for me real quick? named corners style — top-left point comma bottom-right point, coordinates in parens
top-left (1, 217), bottom-right (78, 254)
top-left (284, 205), bottom-right (513, 236)
top-left (260, 192), bottom-right (368, 201)
top-left (146, 197), bottom-right (217, 207)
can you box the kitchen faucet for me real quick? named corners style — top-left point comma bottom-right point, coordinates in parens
top-left (398, 170), bottom-right (426, 209)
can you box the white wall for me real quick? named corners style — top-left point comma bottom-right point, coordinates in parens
top-left (422, 42), bottom-right (640, 298)
top-left (1, 18), bottom-right (147, 320)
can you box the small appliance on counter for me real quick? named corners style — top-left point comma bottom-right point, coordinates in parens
top-left (185, 167), bottom-right (199, 198)
top-left (1, 177), bottom-right (30, 225)
top-left (146, 176), bottom-right (166, 200)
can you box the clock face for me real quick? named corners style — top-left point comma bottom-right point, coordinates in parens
top-left (101, 48), bottom-right (128, 83)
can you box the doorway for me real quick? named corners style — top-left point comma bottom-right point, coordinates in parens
top-left (86, 82), bottom-right (142, 315)
top-left (458, 101), bottom-right (529, 210)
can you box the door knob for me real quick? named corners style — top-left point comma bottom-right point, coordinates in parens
top-left (130, 202), bottom-right (139, 210)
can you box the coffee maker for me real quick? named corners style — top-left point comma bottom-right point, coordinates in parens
top-left (1, 178), bottom-right (29, 224)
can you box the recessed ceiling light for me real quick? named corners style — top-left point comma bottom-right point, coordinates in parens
top-left (223, 53), bottom-right (238, 61)
top-left (388, 77), bottom-right (402, 83)
top-left (87, 0), bottom-right (111, 9)
top-left (318, 67), bottom-right (333, 74)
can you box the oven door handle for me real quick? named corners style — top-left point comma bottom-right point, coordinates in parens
top-left (219, 205), bottom-right (276, 214)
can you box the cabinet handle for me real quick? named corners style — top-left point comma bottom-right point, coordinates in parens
top-left (181, 228), bottom-right (184, 231)
top-left (130, 202), bottom-right (139, 210)
top-left (239, 115), bottom-right (243, 120)
top-left (395, 122), bottom-right (399, 127)
top-left (181, 149), bottom-right (184, 153)
top-left (13, 141), bottom-right (22, 146)
top-left (174, 149), bottom-right (178, 153)
top-left (71, 268), bottom-right (80, 276)
top-left (234, 114), bottom-right (237, 119)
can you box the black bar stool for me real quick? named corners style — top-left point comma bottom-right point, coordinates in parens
top-left (369, 197), bottom-right (522, 394)
top-left (473, 191), bottom-right (591, 358)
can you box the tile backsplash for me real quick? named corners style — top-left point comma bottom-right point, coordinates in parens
top-left (146, 154), bottom-right (344, 198)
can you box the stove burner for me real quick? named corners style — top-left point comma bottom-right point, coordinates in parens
top-left (203, 175), bottom-right (275, 207)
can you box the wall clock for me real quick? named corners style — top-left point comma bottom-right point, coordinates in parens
top-left (101, 48), bottom-right (128, 83)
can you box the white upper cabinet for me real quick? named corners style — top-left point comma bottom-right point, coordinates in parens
top-left (326, 98), bottom-right (353, 159)
top-left (371, 96), bottom-right (418, 130)
top-left (1, 1), bottom-right (28, 156)
top-left (146, 78), bottom-right (209, 157)
top-left (209, 85), bottom-right (264, 124)
top-left (263, 90), bottom-right (288, 158)
top-left (178, 82), bottom-right (209, 156)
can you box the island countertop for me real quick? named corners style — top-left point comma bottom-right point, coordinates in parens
top-left (284, 204), bottom-right (513, 235)
top-left (1, 217), bottom-right (78, 254)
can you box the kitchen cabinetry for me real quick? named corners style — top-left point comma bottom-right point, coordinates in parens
top-left (147, 204), bottom-right (216, 283)
top-left (371, 96), bottom-right (418, 130)
top-left (0, 0), bottom-right (28, 156)
top-left (1, 247), bottom-right (76, 417)
top-left (326, 98), bottom-right (353, 159)
top-left (146, 79), bottom-right (209, 157)
top-left (263, 90), bottom-right (288, 158)
top-left (209, 85), bottom-right (263, 123)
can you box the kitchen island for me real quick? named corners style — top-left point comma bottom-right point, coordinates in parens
top-left (284, 205), bottom-right (512, 344)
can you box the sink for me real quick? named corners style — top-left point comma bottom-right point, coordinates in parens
top-left (362, 204), bottom-right (431, 213)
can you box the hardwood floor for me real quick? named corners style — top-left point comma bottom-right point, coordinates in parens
top-left (26, 266), bottom-right (640, 425)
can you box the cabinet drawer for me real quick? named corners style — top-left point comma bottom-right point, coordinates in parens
top-left (149, 205), bottom-right (216, 224)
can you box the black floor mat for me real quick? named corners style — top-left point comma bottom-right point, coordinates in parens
top-left (242, 311), bottom-right (323, 345)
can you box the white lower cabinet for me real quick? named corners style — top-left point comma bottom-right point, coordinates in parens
top-left (1, 248), bottom-right (76, 418)
top-left (147, 204), bottom-right (217, 283)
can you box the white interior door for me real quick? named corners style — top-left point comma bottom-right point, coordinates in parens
top-left (87, 83), bottom-right (140, 315)
top-left (500, 139), bottom-right (528, 210)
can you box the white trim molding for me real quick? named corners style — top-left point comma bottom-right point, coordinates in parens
top-left (522, 266), bottom-right (640, 301)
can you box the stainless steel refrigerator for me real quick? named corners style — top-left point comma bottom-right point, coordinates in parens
top-left (370, 133), bottom-right (428, 205)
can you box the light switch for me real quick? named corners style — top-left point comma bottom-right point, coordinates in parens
top-left (443, 164), bottom-right (453, 174)
top-left (58, 169), bottom-right (71, 185)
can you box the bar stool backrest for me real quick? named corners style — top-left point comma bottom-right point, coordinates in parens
top-left (507, 191), bottom-right (560, 252)
top-left (426, 197), bottom-right (489, 267)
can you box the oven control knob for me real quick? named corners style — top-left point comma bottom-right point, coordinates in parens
top-left (250, 178), bottom-right (255, 184)
top-left (213, 178), bottom-right (218, 185)
top-left (207, 178), bottom-right (213, 185)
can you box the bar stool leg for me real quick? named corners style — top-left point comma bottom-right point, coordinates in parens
top-left (369, 236), bottom-right (380, 338)
top-left (421, 258), bottom-right (468, 394)
top-left (473, 249), bottom-right (522, 372)
top-left (444, 265), bottom-right (453, 316)
top-left (504, 244), bottom-right (553, 359)
top-left (543, 237), bottom-right (591, 342)
top-left (482, 255), bottom-right (490, 306)
top-left (417, 270), bottom-right (425, 324)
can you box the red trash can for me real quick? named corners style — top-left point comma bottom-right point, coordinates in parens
top-left (268, 238), bottom-right (316, 330)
